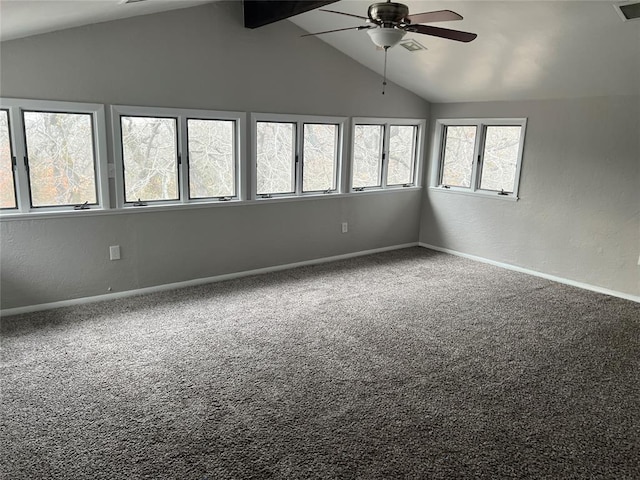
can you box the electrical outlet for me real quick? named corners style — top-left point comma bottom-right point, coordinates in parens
top-left (341, 222), bottom-right (348, 233)
top-left (109, 245), bottom-right (121, 261)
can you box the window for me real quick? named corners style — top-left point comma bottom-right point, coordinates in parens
top-left (352, 125), bottom-right (383, 189)
top-left (351, 118), bottom-right (424, 191)
top-left (251, 113), bottom-right (345, 198)
top-left (256, 121), bottom-right (296, 195)
top-left (24, 111), bottom-right (98, 208)
top-left (388, 125), bottom-right (419, 186)
top-left (0, 109), bottom-right (16, 209)
top-left (121, 116), bottom-right (179, 203)
top-left (187, 119), bottom-right (236, 199)
top-left (1, 100), bottom-right (428, 216)
top-left (112, 106), bottom-right (245, 207)
top-left (302, 123), bottom-right (339, 192)
top-left (479, 126), bottom-right (523, 193)
top-left (0, 98), bottom-right (108, 213)
top-left (433, 118), bottom-right (527, 199)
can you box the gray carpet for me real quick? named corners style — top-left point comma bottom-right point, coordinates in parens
top-left (1, 247), bottom-right (639, 479)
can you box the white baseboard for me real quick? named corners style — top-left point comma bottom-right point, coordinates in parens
top-left (1, 243), bottom-right (419, 317)
top-left (419, 242), bottom-right (640, 304)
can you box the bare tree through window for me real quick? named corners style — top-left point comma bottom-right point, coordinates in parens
top-left (388, 125), bottom-right (417, 185)
top-left (303, 123), bottom-right (338, 192)
top-left (187, 119), bottom-right (235, 198)
top-left (0, 110), bottom-right (16, 208)
top-left (480, 126), bottom-right (522, 192)
top-left (121, 116), bottom-right (178, 202)
top-left (23, 111), bottom-right (97, 207)
top-left (352, 125), bottom-right (383, 188)
top-left (441, 126), bottom-right (476, 188)
top-left (256, 122), bottom-right (295, 195)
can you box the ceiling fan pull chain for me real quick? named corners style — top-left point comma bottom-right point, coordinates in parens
top-left (382, 46), bottom-right (389, 95)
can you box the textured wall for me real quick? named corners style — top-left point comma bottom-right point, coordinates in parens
top-left (420, 95), bottom-right (640, 296)
top-left (0, 1), bottom-right (426, 116)
top-left (0, 1), bottom-right (429, 309)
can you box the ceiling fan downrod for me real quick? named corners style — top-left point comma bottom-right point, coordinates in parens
top-left (382, 46), bottom-right (389, 95)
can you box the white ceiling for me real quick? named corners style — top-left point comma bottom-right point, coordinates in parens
top-left (1, 0), bottom-right (639, 103)
top-left (290, 1), bottom-right (640, 102)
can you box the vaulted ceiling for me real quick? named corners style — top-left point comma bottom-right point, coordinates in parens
top-left (1, 0), bottom-right (638, 103)
top-left (290, 1), bottom-right (640, 102)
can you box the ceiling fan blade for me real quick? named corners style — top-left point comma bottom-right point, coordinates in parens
top-left (406, 24), bottom-right (477, 43)
top-left (319, 9), bottom-right (368, 21)
top-left (405, 10), bottom-right (463, 24)
top-left (301, 26), bottom-right (369, 37)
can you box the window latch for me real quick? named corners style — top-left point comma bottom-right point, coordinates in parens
top-left (11, 156), bottom-right (17, 172)
top-left (23, 156), bottom-right (29, 173)
top-left (402, 183), bottom-right (412, 188)
top-left (260, 194), bottom-right (272, 199)
top-left (323, 189), bottom-right (334, 194)
top-left (218, 196), bottom-right (232, 201)
top-left (73, 201), bottom-right (90, 210)
top-left (498, 189), bottom-right (508, 196)
top-left (441, 185), bottom-right (450, 189)
top-left (133, 198), bottom-right (147, 206)
top-left (353, 187), bottom-right (365, 192)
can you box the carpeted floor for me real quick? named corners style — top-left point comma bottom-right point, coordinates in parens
top-left (1, 247), bottom-right (639, 479)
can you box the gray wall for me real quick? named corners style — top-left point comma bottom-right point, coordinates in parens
top-left (0, 2), bottom-right (429, 309)
top-left (3, 1), bottom-right (637, 309)
top-left (420, 95), bottom-right (640, 297)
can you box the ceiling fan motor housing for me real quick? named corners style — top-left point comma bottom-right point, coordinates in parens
top-left (368, 2), bottom-right (409, 26)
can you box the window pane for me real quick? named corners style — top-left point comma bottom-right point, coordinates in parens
top-left (23, 111), bottom-right (97, 207)
top-left (352, 125), bottom-right (383, 188)
top-left (388, 125), bottom-right (416, 185)
top-left (441, 126), bottom-right (476, 188)
top-left (121, 116), bottom-right (178, 202)
top-left (256, 122), bottom-right (295, 195)
top-left (0, 110), bottom-right (16, 209)
top-left (480, 126), bottom-right (522, 193)
top-left (187, 119), bottom-right (235, 199)
top-left (303, 123), bottom-right (337, 192)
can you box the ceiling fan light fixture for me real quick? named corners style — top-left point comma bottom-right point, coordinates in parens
top-left (367, 27), bottom-right (406, 48)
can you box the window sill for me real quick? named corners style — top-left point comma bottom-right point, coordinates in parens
top-left (0, 187), bottom-right (423, 221)
top-left (428, 186), bottom-right (519, 201)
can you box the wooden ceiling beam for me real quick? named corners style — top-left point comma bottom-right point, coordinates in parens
top-left (244, 1), bottom-right (338, 29)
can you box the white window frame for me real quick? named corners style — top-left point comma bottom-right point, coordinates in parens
top-left (350, 117), bottom-right (426, 192)
top-left (431, 118), bottom-right (527, 200)
top-left (250, 113), bottom-right (347, 200)
top-left (111, 105), bottom-right (246, 208)
top-left (0, 98), bottom-right (109, 214)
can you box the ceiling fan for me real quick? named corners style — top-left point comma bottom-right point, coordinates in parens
top-left (302, 1), bottom-right (477, 94)
top-left (302, 1), bottom-right (477, 48)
